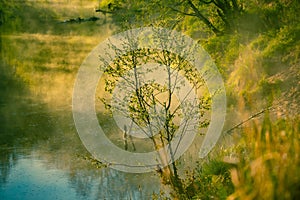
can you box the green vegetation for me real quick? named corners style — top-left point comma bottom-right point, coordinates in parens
top-left (96, 0), bottom-right (299, 199)
top-left (1, 0), bottom-right (299, 199)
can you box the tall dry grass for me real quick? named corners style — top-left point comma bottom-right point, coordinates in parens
top-left (228, 116), bottom-right (300, 199)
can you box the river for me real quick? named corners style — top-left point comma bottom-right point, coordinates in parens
top-left (0, 1), bottom-right (211, 198)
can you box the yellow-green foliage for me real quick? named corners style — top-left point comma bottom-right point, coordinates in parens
top-left (229, 117), bottom-right (300, 199)
top-left (202, 34), bottom-right (241, 78)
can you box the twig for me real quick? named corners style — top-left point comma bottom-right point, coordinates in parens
top-left (225, 106), bottom-right (274, 134)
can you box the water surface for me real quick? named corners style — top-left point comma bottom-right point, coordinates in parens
top-left (0, 47), bottom-right (160, 199)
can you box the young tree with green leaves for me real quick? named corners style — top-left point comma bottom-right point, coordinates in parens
top-left (98, 28), bottom-right (211, 198)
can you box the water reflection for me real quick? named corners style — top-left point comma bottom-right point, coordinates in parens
top-left (0, 154), bottom-right (159, 200)
top-left (0, 59), bottom-right (160, 199)
top-left (0, 0), bottom-right (163, 198)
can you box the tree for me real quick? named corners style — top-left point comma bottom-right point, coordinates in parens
top-left (96, 0), bottom-right (244, 35)
top-left (98, 28), bottom-right (211, 198)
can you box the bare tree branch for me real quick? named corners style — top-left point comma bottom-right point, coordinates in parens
top-left (199, 0), bottom-right (214, 4)
top-left (225, 106), bottom-right (275, 134)
top-left (95, 8), bottom-right (114, 14)
top-left (186, 0), bottom-right (221, 34)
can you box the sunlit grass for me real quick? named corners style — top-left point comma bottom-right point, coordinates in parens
top-left (228, 117), bottom-right (300, 199)
top-left (1, 32), bottom-right (111, 108)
